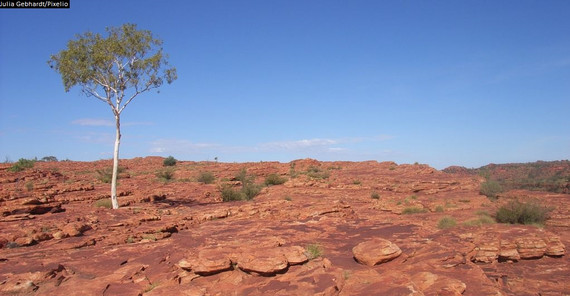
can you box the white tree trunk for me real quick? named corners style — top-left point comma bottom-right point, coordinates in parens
top-left (110, 114), bottom-right (121, 209)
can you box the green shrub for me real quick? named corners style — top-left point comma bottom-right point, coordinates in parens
top-left (163, 156), bottom-right (177, 167)
top-left (435, 205), bottom-right (445, 213)
top-left (197, 171), bottom-right (215, 184)
top-left (305, 166), bottom-right (330, 179)
top-left (495, 200), bottom-right (551, 225)
top-left (479, 180), bottom-right (503, 200)
top-left (40, 156), bottom-right (58, 162)
top-left (94, 199), bottom-right (113, 208)
top-left (221, 169), bottom-right (261, 202)
top-left (305, 243), bottom-right (323, 259)
top-left (96, 166), bottom-right (125, 183)
top-left (264, 173), bottom-right (287, 186)
top-left (402, 207), bottom-right (427, 214)
top-left (156, 168), bottom-right (175, 182)
top-left (220, 184), bottom-right (246, 202)
top-left (8, 158), bottom-right (36, 172)
top-left (371, 191), bottom-right (380, 199)
top-left (242, 182), bottom-right (262, 200)
top-left (437, 216), bottom-right (457, 229)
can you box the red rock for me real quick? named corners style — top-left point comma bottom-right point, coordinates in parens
top-left (190, 248), bottom-right (232, 275)
top-left (352, 238), bottom-right (402, 266)
top-left (516, 237), bottom-right (547, 259)
top-left (237, 248), bottom-right (289, 275)
top-left (61, 222), bottom-right (90, 237)
top-left (281, 246), bottom-right (309, 265)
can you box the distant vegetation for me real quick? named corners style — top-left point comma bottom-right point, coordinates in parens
top-left (220, 168), bottom-right (262, 202)
top-left (495, 200), bottom-right (551, 225)
top-left (197, 171), bottom-right (216, 184)
top-left (96, 167), bottom-right (126, 183)
top-left (156, 168), bottom-right (175, 182)
top-left (437, 216), bottom-right (456, 229)
top-left (444, 160), bottom-right (570, 194)
top-left (8, 158), bottom-right (36, 172)
top-left (264, 173), bottom-right (287, 186)
top-left (163, 156), bottom-right (177, 167)
top-left (479, 180), bottom-right (503, 200)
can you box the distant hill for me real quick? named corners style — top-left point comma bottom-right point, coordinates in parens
top-left (443, 160), bottom-right (570, 194)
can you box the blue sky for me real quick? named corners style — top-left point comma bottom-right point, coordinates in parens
top-left (1, 1), bottom-right (569, 169)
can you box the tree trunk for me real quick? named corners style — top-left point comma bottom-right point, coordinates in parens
top-left (111, 114), bottom-right (121, 209)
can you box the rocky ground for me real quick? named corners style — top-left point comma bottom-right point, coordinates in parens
top-left (0, 157), bottom-right (568, 295)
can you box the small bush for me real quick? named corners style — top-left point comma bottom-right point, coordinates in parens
top-left (96, 166), bottom-right (125, 183)
top-left (435, 205), bottom-right (445, 213)
top-left (463, 215), bottom-right (495, 227)
top-left (94, 199), bottom-right (113, 208)
top-left (156, 168), bottom-right (175, 182)
top-left (8, 158), bottom-right (36, 172)
top-left (220, 184), bottom-right (246, 202)
top-left (40, 156), bottom-right (58, 162)
top-left (371, 191), bottom-right (380, 199)
top-left (264, 173), bottom-right (287, 186)
top-left (437, 216), bottom-right (457, 229)
top-left (242, 182), bottom-right (262, 200)
top-left (197, 171), bottom-right (215, 184)
top-left (480, 180), bottom-right (503, 200)
top-left (221, 169), bottom-right (261, 202)
top-left (402, 207), bottom-right (427, 214)
top-left (25, 182), bottom-right (34, 192)
top-left (305, 166), bottom-right (330, 179)
top-left (305, 243), bottom-right (323, 259)
top-left (495, 200), bottom-right (551, 225)
top-left (163, 156), bottom-right (177, 167)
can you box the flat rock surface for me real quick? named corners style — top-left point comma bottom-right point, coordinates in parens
top-left (0, 158), bottom-right (568, 295)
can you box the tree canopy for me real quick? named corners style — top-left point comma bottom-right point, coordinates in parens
top-left (48, 23), bottom-right (177, 116)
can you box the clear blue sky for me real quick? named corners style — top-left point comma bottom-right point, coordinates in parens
top-left (1, 1), bottom-right (569, 169)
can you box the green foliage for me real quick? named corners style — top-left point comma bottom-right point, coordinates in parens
top-left (305, 243), bottom-right (323, 259)
top-left (352, 180), bottom-right (362, 185)
top-left (96, 166), bottom-right (125, 183)
top-left (437, 216), bottom-right (457, 229)
top-left (48, 23), bottom-right (177, 94)
top-left (479, 180), bottom-right (503, 200)
top-left (289, 163), bottom-right (298, 178)
top-left (197, 171), bottom-right (215, 184)
top-left (495, 200), bottom-right (551, 225)
top-left (40, 156), bottom-right (58, 162)
top-left (163, 156), bottom-right (177, 167)
top-left (435, 205), bottom-right (445, 212)
top-left (402, 207), bottom-right (428, 214)
top-left (370, 191), bottom-right (380, 199)
top-left (94, 199), bottom-right (113, 209)
top-left (463, 215), bottom-right (495, 227)
top-left (156, 168), bottom-right (175, 182)
top-left (305, 166), bottom-right (330, 179)
top-left (220, 184), bottom-right (244, 202)
top-left (220, 169), bottom-right (262, 202)
top-left (264, 173), bottom-right (287, 186)
top-left (8, 158), bottom-right (36, 172)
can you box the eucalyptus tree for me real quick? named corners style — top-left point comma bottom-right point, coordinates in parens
top-left (49, 23), bottom-right (177, 209)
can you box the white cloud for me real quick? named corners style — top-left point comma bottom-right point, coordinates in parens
top-left (259, 138), bottom-right (338, 151)
top-left (72, 118), bottom-right (113, 127)
top-left (150, 139), bottom-right (219, 154)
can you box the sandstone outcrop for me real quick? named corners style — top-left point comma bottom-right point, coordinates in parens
top-left (0, 158), bottom-right (568, 295)
top-left (352, 238), bottom-right (402, 266)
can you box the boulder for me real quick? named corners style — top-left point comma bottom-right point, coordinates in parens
top-left (191, 248), bottom-right (232, 275)
top-left (352, 238), bottom-right (402, 266)
top-left (281, 246), bottom-right (309, 265)
top-left (238, 248), bottom-right (289, 275)
top-left (516, 237), bottom-right (547, 259)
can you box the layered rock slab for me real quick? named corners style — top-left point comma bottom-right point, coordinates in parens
top-left (352, 238), bottom-right (402, 266)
